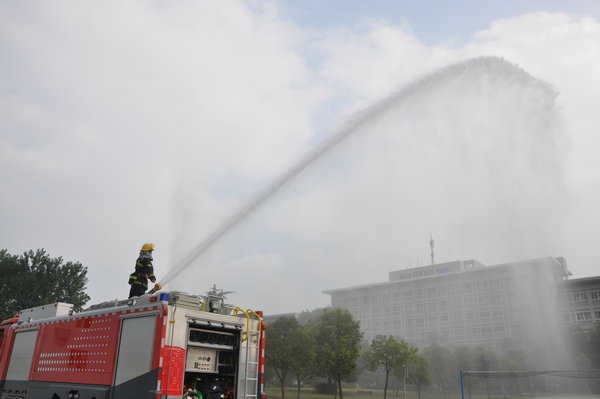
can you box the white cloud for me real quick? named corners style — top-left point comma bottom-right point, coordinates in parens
top-left (0, 1), bottom-right (323, 307)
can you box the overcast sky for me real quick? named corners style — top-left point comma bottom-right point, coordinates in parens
top-left (1, 1), bottom-right (599, 315)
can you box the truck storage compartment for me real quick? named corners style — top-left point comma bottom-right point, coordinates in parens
top-left (183, 324), bottom-right (239, 399)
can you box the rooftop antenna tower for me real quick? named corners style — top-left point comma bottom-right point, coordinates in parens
top-left (430, 235), bottom-right (435, 264)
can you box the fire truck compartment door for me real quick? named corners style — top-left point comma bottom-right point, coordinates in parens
top-left (114, 315), bottom-right (156, 385)
top-left (5, 329), bottom-right (38, 381)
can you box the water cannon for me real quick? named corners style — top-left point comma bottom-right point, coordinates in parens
top-left (207, 294), bottom-right (224, 313)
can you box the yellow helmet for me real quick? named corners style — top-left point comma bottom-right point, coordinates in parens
top-left (141, 243), bottom-right (155, 251)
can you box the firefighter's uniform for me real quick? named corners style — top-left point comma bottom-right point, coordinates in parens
top-left (128, 243), bottom-right (157, 298)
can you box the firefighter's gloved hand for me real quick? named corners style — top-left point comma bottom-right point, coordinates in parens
top-left (148, 283), bottom-right (162, 294)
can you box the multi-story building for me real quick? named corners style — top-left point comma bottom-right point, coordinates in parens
top-left (560, 276), bottom-right (600, 330)
top-left (324, 257), bottom-right (583, 348)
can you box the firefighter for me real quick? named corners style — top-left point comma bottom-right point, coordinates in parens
top-left (128, 243), bottom-right (158, 298)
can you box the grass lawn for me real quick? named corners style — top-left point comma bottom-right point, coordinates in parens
top-left (265, 387), bottom-right (449, 399)
top-left (264, 387), bottom-right (600, 399)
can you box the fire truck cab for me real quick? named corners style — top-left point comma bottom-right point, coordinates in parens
top-left (0, 292), bottom-right (265, 399)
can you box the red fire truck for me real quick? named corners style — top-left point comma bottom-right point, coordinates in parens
top-left (0, 292), bottom-right (266, 399)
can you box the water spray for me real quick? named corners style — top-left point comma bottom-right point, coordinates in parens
top-left (155, 57), bottom-right (545, 291)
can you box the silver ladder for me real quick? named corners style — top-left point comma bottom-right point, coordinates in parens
top-left (242, 329), bottom-right (260, 399)
top-left (235, 309), bottom-right (262, 399)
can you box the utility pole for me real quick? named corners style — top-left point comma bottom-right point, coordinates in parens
top-left (403, 364), bottom-right (407, 399)
top-left (430, 235), bottom-right (435, 264)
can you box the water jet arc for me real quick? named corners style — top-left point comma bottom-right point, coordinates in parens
top-left (159, 56), bottom-right (526, 287)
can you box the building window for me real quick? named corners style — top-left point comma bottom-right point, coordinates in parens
top-left (591, 291), bottom-right (600, 300)
top-left (491, 279), bottom-right (503, 288)
top-left (576, 312), bottom-right (592, 321)
top-left (573, 292), bottom-right (588, 302)
top-left (595, 312), bottom-right (600, 320)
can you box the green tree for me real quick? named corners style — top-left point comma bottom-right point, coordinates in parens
top-left (297, 307), bottom-right (327, 325)
top-left (363, 335), bottom-right (415, 399)
top-left (407, 354), bottom-right (431, 399)
top-left (0, 248), bottom-right (90, 319)
top-left (423, 343), bottom-right (452, 399)
top-left (267, 316), bottom-right (302, 399)
top-left (311, 308), bottom-right (362, 399)
top-left (289, 325), bottom-right (316, 399)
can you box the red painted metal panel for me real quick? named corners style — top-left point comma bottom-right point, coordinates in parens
top-left (0, 323), bottom-right (17, 380)
top-left (160, 345), bottom-right (186, 396)
top-left (28, 313), bottom-right (122, 385)
top-left (258, 320), bottom-right (266, 399)
top-left (153, 305), bottom-right (168, 395)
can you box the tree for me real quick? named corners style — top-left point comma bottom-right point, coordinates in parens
top-left (311, 308), bottom-right (362, 399)
top-left (423, 343), bottom-right (452, 399)
top-left (363, 335), bottom-right (416, 399)
top-left (289, 325), bottom-right (316, 399)
top-left (0, 248), bottom-right (90, 320)
top-left (297, 307), bottom-right (328, 325)
top-left (267, 316), bottom-right (302, 399)
top-left (408, 354), bottom-right (431, 399)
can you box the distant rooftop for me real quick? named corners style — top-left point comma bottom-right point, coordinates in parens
top-left (388, 259), bottom-right (485, 282)
top-left (323, 256), bottom-right (570, 295)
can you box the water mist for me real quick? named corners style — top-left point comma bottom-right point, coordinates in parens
top-left (163, 57), bottom-right (566, 319)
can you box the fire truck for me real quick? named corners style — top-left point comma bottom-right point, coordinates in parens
top-left (0, 291), bottom-right (266, 399)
